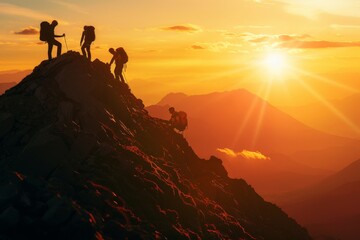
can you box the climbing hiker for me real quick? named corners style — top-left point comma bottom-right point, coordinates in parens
top-left (40, 20), bottom-right (65, 60)
top-left (108, 47), bottom-right (128, 83)
top-left (168, 107), bottom-right (188, 132)
top-left (80, 25), bottom-right (95, 61)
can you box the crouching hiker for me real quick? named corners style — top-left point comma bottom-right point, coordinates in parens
top-left (168, 107), bottom-right (188, 133)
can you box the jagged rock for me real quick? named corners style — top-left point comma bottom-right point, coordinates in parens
top-left (42, 197), bottom-right (74, 226)
top-left (15, 129), bottom-right (70, 178)
top-left (0, 183), bottom-right (19, 206)
top-left (70, 133), bottom-right (97, 160)
top-left (0, 206), bottom-right (20, 230)
top-left (57, 101), bottom-right (74, 122)
top-left (0, 52), bottom-right (312, 240)
top-left (0, 112), bottom-right (14, 139)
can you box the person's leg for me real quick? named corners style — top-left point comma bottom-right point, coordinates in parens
top-left (48, 42), bottom-right (53, 60)
top-left (86, 45), bottom-right (91, 61)
top-left (114, 66), bottom-right (120, 80)
top-left (81, 44), bottom-right (86, 57)
top-left (118, 64), bottom-right (125, 83)
top-left (53, 39), bottom-right (62, 57)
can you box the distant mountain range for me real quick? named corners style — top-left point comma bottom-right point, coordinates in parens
top-left (0, 69), bottom-right (31, 84)
top-left (281, 94), bottom-right (360, 140)
top-left (0, 70), bottom-right (31, 95)
top-left (147, 90), bottom-right (360, 171)
top-left (147, 90), bottom-right (360, 240)
top-left (280, 159), bottom-right (360, 240)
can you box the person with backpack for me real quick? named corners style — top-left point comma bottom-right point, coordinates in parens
top-left (40, 20), bottom-right (65, 60)
top-left (108, 47), bottom-right (128, 83)
top-left (168, 107), bottom-right (188, 132)
top-left (80, 26), bottom-right (95, 61)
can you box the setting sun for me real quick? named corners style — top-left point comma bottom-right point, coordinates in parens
top-left (263, 52), bottom-right (288, 75)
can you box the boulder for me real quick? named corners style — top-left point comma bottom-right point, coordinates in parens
top-left (15, 129), bottom-right (70, 178)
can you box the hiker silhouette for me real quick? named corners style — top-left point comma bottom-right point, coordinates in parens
top-left (108, 47), bottom-right (128, 83)
top-left (80, 26), bottom-right (95, 61)
top-left (168, 107), bottom-right (188, 132)
top-left (40, 20), bottom-right (65, 60)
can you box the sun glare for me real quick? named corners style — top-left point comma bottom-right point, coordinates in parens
top-left (263, 52), bottom-right (288, 75)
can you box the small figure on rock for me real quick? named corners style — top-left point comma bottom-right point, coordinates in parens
top-left (107, 47), bottom-right (128, 83)
top-left (80, 26), bottom-right (95, 61)
top-left (168, 107), bottom-right (188, 132)
top-left (40, 20), bottom-right (65, 60)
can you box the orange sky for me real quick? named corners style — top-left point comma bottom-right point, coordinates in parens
top-left (1, 0), bottom-right (360, 106)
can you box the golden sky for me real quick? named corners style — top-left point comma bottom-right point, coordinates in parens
top-left (1, 0), bottom-right (360, 105)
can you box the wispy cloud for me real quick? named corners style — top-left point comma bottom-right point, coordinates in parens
top-left (237, 32), bottom-right (360, 49)
top-left (0, 3), bottom-right (53, 20)
top-left (330, 24), bottom-right (360, 29)
top-left (217, 148), bottom-right (270, 160)
top-left (190, 41), bottom-right (242, 52)
top-left (274, 0), bottom-right (360, 18)
top-left (278, 40), bottom-right (360, 49)
top-left (14, 26), bottom-right (39, 35)
top-left (51, 1), bottom-right (88, 15)
top-left (160, 24), bottom-right (202, 33)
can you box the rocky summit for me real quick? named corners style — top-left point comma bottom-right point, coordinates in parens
top-left (0, 52), bottom-right (312, 240)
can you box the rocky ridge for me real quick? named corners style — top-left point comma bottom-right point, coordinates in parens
top-left (0, 52), bottom-right (311, 240)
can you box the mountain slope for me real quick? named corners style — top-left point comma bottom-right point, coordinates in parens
top-left (280, 159), bottom-right (360, 240)
top-left (147, 91), bottom-right (360, 171)
top-left (0, 52), bottom-right (311, 240)
top-left (281, 94), bottom-right (360, 139)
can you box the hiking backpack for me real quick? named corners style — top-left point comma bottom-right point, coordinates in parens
top-left (175, 111), bottom-right (188, 131)
top-left (85, 26), bottom-right (95, 42)
top-left (116, 47), bottom-right (128, 64)
top-left (39, 21), bottom-right (51, 41)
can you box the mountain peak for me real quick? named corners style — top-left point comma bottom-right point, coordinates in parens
top-left (0, 52), bottom-right (311, 239)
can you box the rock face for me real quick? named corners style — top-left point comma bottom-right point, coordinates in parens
top-left (0, 52), bottom-right (312, 240)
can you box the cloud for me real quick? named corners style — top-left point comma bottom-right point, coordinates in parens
top-left (278, 40), bottom-right (360, 49)
top-left (330, 24), bottom-right (360, 29)
top-left (14, 27), bottom-right (39, 35)
top-left (160, 24), bottom-right (202, 33)
top-left (217, 148), bottom-right (270, 160)
top-left (240, 32), bottom-right (311, 43)
top-left (274, 0), bottom-right (360, 19)
top-left (191, 45), bottom-right (206, 50)
top-left (235, 32), bottom-right (360, 49)
top-left (51, 1), bottom-right (88, 14)
top-left (0, 3), bottom-right (53, 20)
top-left (190, 41), bottom-right (242, 52)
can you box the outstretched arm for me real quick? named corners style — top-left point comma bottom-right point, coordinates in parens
top-left (55, 33), bottom-right (65, 38)
top-left (80, 32), bottom-right (85, 45)
top-left (109, 55), bottom-right (115, 66)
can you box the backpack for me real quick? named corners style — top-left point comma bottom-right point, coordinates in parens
top-left (85, 26), bottom-right (95, 42)
top-left (39, 21), bottom-right (51, 41)
top-left (175, 111), bottom-right (188, 131)
top-left (116, 47), bottom-right (128, 63)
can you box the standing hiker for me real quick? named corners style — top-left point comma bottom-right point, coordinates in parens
top-left (108, 47), bottom-right (128, 83)
top-left (80, 26), bottom-right (95, 61)
top-left (40, 20), bottom-right (65, 60)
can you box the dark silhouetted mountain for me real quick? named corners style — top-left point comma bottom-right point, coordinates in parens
top-left (280, 159), bottom-right (360, 240)
top-left (282, 94), bottom-right (360, 140)
top-left (147, 91), bottom-right (360, 171)
top-left (0, 52), bottom-right (311, 240)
